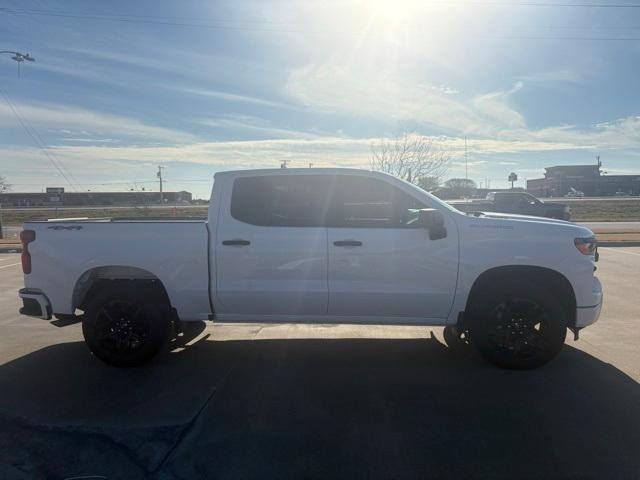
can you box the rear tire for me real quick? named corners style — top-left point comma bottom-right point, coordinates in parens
top-left (468, 280), bottom-right (567, 369)
top-left (82, 283), bottom-right (172, 367)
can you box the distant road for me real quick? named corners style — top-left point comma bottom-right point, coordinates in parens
top-left (1, 226), bottom-right (20, 238)
top-left (542, 197), bottom-right (640, 202)
top-left (0, 204), bottom-right (207, 212)
top-left (449, 197), bottom-right (640, 204)
top-left (581, 222), bottom-right (640, 231)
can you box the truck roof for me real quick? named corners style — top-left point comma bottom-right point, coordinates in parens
top-left (214, 167), bottom-right (376, 178)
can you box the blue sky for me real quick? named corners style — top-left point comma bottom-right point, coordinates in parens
top-left (1, 0), bottom-right (640, 198)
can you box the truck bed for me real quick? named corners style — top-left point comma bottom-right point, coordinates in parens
top-left (23, 219), bottom-right (211, 321)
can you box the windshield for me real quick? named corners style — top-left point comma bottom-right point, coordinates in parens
top-left (401, 176), bottom-right (465, 215)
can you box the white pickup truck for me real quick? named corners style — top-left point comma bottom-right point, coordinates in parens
top-left (18, 169), bottom-right (603, 369)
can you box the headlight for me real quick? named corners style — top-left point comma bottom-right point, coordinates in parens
top-left (575, 236), bottom-right (597, 256)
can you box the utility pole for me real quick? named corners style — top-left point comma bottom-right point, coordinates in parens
top-left (157, 165), bottom-right (165, 204)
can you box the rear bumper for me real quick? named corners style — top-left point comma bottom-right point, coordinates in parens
top-left (575, 277), bottom-right (603, 328)
top-left (19, 288), bottom-right (52, 320)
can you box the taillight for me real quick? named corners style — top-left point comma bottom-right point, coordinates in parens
top-left (20, 229), bottom-right (36, 274)
top-left (575, 236), bottom-right (597, 257)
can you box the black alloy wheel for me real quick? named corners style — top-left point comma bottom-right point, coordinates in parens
top-left (486, 297), bottom-right (552, 361)
top-left (83, 283), bottom-right (171, 367)
top-left (469, 280), bottom-right (567, 369)
top-left (94, 299), bottom-right (150, 356)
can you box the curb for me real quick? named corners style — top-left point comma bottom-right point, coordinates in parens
top-left (0, 247), bottom-right (21, 253)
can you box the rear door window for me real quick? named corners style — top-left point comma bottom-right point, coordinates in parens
top-left (230, 175), bottom-right (331, 227)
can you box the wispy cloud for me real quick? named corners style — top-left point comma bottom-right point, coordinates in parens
top-left (0, 133), bottom-right (608, 173)
top-left (176, 87), bottom-right (290, 108)
top-left (286, 60), bottom-right (531, 138)
top-left (517, 69), bottom-right (581, 85)
top-left (198, 114), bottom-right (321, 139)
top-left (0, 100), bottom-right (195, 143)
top-left (286, 58), bottom-right (640, 152)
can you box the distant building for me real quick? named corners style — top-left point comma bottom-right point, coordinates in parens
top-left (527, 162), bottom-right (640, 197)
top-left (0, 189), bottom-right (193, 207)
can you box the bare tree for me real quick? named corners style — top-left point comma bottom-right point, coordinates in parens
top-left (370, 133), bottom-right (450, 184)
top-left (0, 175), bottom-right (10, 193)
top-left (444, 178), bottom-right (477, 198)
top-left (417, 176), bottom-right (440, 192)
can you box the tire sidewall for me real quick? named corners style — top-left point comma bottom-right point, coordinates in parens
top-left (469, 280), bottom-right (567, 369)
top-left (82, 283), bottom-right (171, 367)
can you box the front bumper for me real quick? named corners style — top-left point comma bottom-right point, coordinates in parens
top-left (575, 277), bottom-right (603, 328)
top-left (19, 288), bottom-right (52, 320)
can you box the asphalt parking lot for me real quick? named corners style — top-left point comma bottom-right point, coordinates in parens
top-left (1, 249), bottom-right (639, 479)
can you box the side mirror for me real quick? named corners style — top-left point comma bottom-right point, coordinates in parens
top-left (417, 209), bottom-right (447, 240)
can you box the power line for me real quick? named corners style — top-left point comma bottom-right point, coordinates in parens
top-left (444, 1), bottom-right (640, 7)
top-left (23, 108), bottom-right (84, 190)
top-left (0, 87), bottom-right (79, 192)
top-left (3, 6), bottom-right (640, 41)
top-left (4, 1), bottom-right (640, 20)
top-left (4, 8), bottom-right (640, 31)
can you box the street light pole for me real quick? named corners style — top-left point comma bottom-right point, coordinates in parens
top-left (0, 51), bottom-right (35, 76)
top-left (157, 165), bottom-right (165, 204)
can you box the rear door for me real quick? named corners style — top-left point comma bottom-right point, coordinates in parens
top-left (214, 174), bottom-right (330, 316)
top-left (326, 175), bottom-right (458, 320)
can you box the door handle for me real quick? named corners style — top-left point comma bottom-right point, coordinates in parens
top-left (333, 240), bottom-right (362, 247)
top-left (222, 239), bottom-right (251, 246)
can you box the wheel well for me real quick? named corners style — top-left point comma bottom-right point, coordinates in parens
top-left (464, 266), bottom-right (577, 326)
top-left (73, 266), bottom-right (172, 313)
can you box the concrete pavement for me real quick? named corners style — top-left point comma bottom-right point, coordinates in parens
top-left (0, 250), bottom-right (639, 479)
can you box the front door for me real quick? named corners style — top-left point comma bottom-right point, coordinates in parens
top-left (215, 174), bottom-right (329, 316)
top-left (327, 175), bottom-right (458, 320)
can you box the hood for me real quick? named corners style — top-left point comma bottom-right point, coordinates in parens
top-left (467, 211), bottom-right (594, 237)
top-left (471, 211), bottom-right (572, 225)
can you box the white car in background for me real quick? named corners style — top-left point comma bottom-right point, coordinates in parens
top-left (565, 188), bottom-right (585, 198)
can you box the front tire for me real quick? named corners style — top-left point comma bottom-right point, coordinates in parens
top-left (82, 283), bottom-right (172, 367)
top-left (468, 280), bottom-right (567, 369)
top-left (443, 325), bottom-right (472, 354)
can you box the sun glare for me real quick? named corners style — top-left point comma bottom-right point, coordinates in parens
top-left (360, 0), bottom-right (424, 26)
top-left (350, 0), bottom-right (463, 45)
